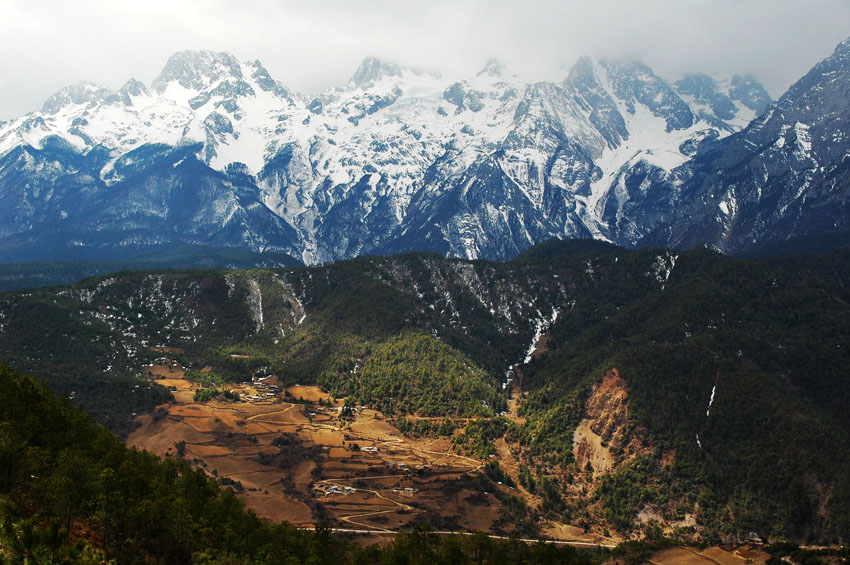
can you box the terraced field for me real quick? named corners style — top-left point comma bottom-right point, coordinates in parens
top-left (129, 356), bottom-right (612, 543)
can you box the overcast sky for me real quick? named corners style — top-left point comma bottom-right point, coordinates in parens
top-left (1, 0), bottom-right (848, 120)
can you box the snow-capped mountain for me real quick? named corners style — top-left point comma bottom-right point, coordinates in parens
top-left (5, 41), bottom-right (837, 264)
top-left (640, 37), bottom-right (850, 253)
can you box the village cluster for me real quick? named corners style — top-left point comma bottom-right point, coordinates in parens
top-left (242, 375), bottom-right (282, 402)
top-left (312, 482), bottom-right (356, 497)
top-left (311, 482), bottom-right (420, 498)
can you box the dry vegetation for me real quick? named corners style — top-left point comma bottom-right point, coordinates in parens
top-left (638, 545), bottom-right (769, 565)
top-left (129, 354), bottom-right (591, 541)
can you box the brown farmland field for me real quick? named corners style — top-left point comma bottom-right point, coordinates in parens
top-left (129, 357), bottom-right (547, 538)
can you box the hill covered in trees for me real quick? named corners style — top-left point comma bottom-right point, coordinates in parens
top-left (0, 240), bottom-right (848, 543)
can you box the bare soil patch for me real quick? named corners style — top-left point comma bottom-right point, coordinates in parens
top-left (634, 545), bottom-right (770, 565)
top-left (647, 548), bottom-right (714, 565)
top-left (287, 385), bottom-right (332, 403)
top-left (699, 545), bottom-right (769, 565)
top-left (573, 419), bottom-right (613, 474)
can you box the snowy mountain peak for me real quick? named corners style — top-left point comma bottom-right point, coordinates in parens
top-left (563, 56), bottom-right (596, 86)
top-left (728, 74), bottom-right (771, 115)
top-left (675, 73), bottom-right (738, 122)
top-left (118, 78), bottom-right (147, 96)
top-left (643, 36), bottom-right (850, 254)
top-left (2, 40), bottom-right (844, 266)
top-left (675, 73), bottom-right (720, 97)
top-left (563, 56), bottom-right (693, 137)
top-left (349, 57), bottom-right (403, 88)
top-left (246, 59), bottom-right (293, 102)
top-left (151, 50), bottom-right (243, 94)
top-left (110, 78), bottom-right (149, 106)
top-left (596, 58), bottom-right (694, 131)
top-left (672, 72), bottom-right (771, 128)
top-left (42, 81), bottom-right (112, 115)
top-left (564, 56), bottom-right (653, 97)
top-left (478, 58), bottom-right (505, 77)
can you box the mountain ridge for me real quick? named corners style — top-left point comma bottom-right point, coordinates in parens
top-left (1, 39), bottom-right (847, 265)
top-left (639, 33), bottom-right (850, 253)
top-left (0, 44), bottom-right (789, 264)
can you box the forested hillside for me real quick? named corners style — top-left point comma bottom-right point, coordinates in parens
top-left (0, 240), bottom-right (848, 542)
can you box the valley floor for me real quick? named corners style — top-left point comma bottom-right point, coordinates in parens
top-left (128, 356), bottom-right (617, 546)
top-left (126, 356), bottom-right (778, 565)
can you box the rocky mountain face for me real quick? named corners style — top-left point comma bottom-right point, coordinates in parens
top-left (0, 41), bottom-right (845, 263)
top-left (640, 38), bottom-right (850, 253)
